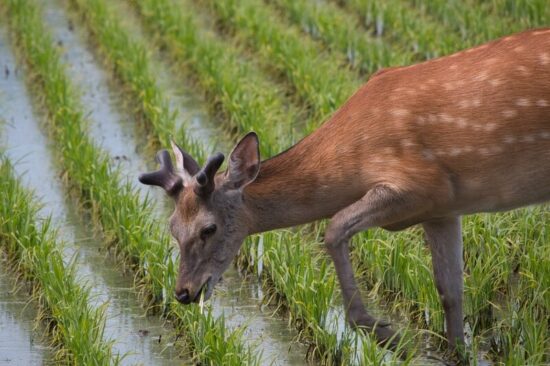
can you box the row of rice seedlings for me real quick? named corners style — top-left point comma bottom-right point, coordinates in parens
top-left (130, 0), bottom-right (299, 157)
top-left (331, 0), bottom-right (464, 58)
top-left (487, 0), bottom-right (549, 27)
top-left (5, 0), bottom-right (258, 363)
top-left (0, 158), bottom-right (117, 365)
top-left (198, 0), bottom-right (361, 127)
top-left (130, 0), bottom-right (414, 363)
top-left (268, 0), bottom-right (398, 74)
top-left (406, 0), bottom-right (538, 46)
top-left (64, 0), bottom-right (205, 162)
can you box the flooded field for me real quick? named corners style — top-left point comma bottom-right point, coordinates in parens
top-left (1, 0), bottom-right (548, 364)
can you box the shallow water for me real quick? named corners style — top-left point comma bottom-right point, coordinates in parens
top-left (0, 20), bottom-right (185, 365)
top-left (211, 266), bottom-right (310, 365)
top-left (0, 261), bottom-right (54, 366)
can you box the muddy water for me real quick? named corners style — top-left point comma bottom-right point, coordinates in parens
top-left (0, 20), bottom-right (185, 365)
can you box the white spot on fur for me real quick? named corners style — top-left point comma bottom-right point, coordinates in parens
top-left (513, 46), bottom-right (525, 52)
top-left (439, 113), bottom-right (453, 123)
top-left (502, 109), bottom-right (518, 118)
top-left (471, 98), bottom-right (481, 107)
top-left (422, 150), bottom-right (435, 161)
top-left (463, 145), bottom-right (474, 153)
top-left (478, 147), bottom-right (490, 155)
top-left (456, 117), bottom-right (468, 128)
top-left (449, 147), bottom-right (462, 156)
top-left (428, 79), bottom-right (437, 84)
top-left (516, 65), bottom-right (531, 75)
top-left (401, 139), bottom-right (416, 148)
top-left (533, 30), bottom-right (550, 36)
top-left (484, 123), bottom-right (497, 131)
top-left (503, 36), bottom-right (517, 42)
top-left (450, 64), bottom-right (458, 70)
top-left (391, 109), bottom-right (410, 117)
top-left (516, 98), bottom-right (531, 107)
top-left (473, 71), bottom-right (489, 82)
top-left (541, 131), bottom-right (550, 139)
top-left (416, 116), bottom-right (426, 125)
top-left (503, 136), bottom-right (516, 144)
top-left (443, 82), bottom-right (455, 90)
top-left (540, 53), bottom-right (550, 65)
top-left (489, 79), bottom-right (503, 87)
top-left (536, 99), bottom-right (549, 107)
top-left (458, 100), bottom-right (470, 109)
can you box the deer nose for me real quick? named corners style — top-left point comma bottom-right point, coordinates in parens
top-left (175, 289), bottom-right (191, 304)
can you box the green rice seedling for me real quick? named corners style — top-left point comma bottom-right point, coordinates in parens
top-left (130, 0), bottom-right (299, 157)
top-left (270, 0), bottom-right (397, 73)
top-left (198, 0), bottom-right (361, 127)
top-left (406, 0), bottom-right (536, 46)
top-left (489, 0), bottom-right (549, 27)
top-left (5, 0), bottom-right (259, 363)
top-left (336, 0), bottom-right (464, 58)
top-left (0, 158), bottom-right (117, 365)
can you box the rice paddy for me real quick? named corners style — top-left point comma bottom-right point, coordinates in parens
top-left (0, 0), bottom-right (548, 365)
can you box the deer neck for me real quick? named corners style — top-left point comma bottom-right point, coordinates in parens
top-left (243, 134), bottom-right (362, 234)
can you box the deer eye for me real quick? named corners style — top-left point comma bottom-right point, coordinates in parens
top-left (200, 224), bottom-right (217, 241)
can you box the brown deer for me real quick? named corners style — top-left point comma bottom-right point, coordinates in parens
top-left (139, 28), bottom-right (550, 354)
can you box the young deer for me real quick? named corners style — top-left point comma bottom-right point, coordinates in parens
top-left (139, 29), bottom-right (550, 353)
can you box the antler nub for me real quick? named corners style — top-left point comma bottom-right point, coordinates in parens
top-left (194, 152), bottom-right (225, 196)
top-left (138, 150), bottom-right (183, 196)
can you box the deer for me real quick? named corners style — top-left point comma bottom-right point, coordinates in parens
top-left (139, 28), bottom-right (550, 358)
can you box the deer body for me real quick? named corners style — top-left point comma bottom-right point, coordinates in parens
top-left (140, 29), bottom-right (550, 357)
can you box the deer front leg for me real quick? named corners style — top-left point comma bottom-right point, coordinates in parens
top-left (324, 185), bottom-right (429, 348)
top-left (423, 217), bottom-right (464, 352)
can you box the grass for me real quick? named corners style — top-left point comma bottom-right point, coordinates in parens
top-left (5, 0), bottom-right (259, 363)
top-left (0, 158), bottom-right (117, 365)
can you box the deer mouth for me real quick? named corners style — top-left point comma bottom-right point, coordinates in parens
top-left (193, 276), bottom-right (214, 303)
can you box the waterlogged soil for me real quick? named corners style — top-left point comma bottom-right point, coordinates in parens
top-left (0, 24), bottom-right (186, 365)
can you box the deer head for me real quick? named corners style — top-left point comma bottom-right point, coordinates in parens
top-left (139, 133), bottom-right (260, 304)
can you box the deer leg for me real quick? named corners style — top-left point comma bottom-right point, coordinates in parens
top-left (422, 217), bottom-right (464, 352)
top-left (324, 185), bottom-right (429, 347)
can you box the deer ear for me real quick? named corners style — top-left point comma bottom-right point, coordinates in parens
top-left (224, 132), bottom-right (260, 190)
top-left (171, 140), bottom-right (200, 184)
